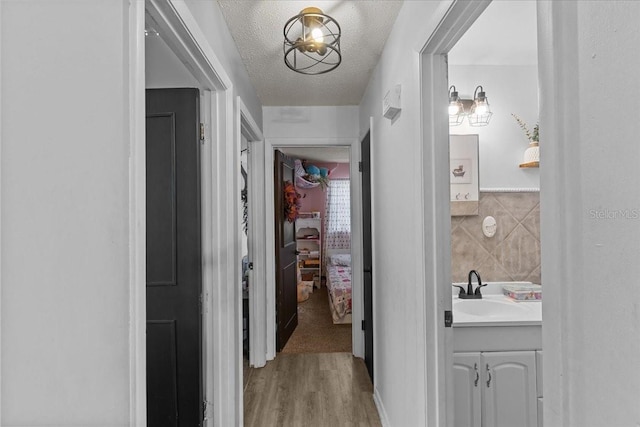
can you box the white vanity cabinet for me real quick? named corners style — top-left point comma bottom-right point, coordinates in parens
top-left (454, 351), bottom-right (538, 427)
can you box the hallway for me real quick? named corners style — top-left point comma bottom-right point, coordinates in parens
top-left (244, 353), bottom-right (381, 427)
top-left (282, 285), bottom-right (352, 354)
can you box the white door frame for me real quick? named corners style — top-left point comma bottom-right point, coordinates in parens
top-left (418, 1), bottom-right (491, 425)
top-left (130, 1), bottom-right (242, 425)
top-left (235, 97), bottom-right (267, 369)
top-left (257, 137), bottom-right (364, 360)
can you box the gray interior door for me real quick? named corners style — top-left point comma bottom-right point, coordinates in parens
top-left (146, 88), bottom-right (203, 426)
top-left (361, 131), bottom-right (374, 380)
top-left (274, 150), bottom-right (298, 351)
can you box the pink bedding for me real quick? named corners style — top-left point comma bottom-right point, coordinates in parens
top-left (326, 265), bottom-right (352, 323)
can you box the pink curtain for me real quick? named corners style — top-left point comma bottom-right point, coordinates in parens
top-left (324, 179), bottom-right (351, 255)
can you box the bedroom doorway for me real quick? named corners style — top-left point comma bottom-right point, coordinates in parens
top-left (257, 137), bottom-right (365, 368)
top-left (275, 147), bottom-right (354, 355)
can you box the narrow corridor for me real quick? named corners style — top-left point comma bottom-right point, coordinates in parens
top-left (244, 353), bottom-right (381, 427)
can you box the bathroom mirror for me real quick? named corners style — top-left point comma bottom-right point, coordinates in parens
top-left (450, 134), bottom-right (479, 216)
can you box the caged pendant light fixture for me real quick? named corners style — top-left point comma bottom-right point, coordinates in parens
top-left (283, 7), bottom-right (342, 75)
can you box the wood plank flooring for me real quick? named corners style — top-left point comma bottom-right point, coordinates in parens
top-left (244, 353), bottom-right (382, 427)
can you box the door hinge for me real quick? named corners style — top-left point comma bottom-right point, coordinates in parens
top-left (358, 161), bottom-right (363, 172)
top-left (199, 123), bottom-right (205, 142)
top-left (200, 294), bottom-right (208, 315)
top-left (203, 399), bottom-right (213, 422)
top-left (444, 310), bottom-right (453, 327)
top-left (361, 320), bottom-right (366, 331)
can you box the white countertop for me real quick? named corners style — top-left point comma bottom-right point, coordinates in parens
top-left (452, 282), bottom-right (542, 327)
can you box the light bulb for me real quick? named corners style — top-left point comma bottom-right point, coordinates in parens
top-left (311, 28), bottom-right (324, 43)
top-left (449, 104), bottom-right (461, 116)
top-left (475, 103), bottom-right (488, 115)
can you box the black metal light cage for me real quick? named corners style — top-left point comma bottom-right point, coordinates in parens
top-left (283, 10), bottom-right (342, 75)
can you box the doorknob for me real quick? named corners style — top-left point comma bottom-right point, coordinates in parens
top-left (295, 250), bottom-right (301, 255)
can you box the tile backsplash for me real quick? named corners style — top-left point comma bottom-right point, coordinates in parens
top-left (451, 192), bottom-right (541, 285)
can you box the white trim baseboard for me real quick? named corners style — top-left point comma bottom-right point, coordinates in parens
top-left (373, 388), bottom-right (390, 427)
top-left (480, 187), bottom-right (540, 193)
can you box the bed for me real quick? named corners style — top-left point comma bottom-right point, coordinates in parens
top-left (326, 251), bottom-right (352, 324)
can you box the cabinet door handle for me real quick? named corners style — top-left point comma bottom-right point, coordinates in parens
top-left (486, 364), bottom-right (492, 388)
top-left (474, 363), bottom-right (479, 387)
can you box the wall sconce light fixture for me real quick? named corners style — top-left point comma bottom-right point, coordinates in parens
top-left (448, 85), bottom-right (493, 127)
top-left (468, 85), bottom-right (493, 126)
top-left (283, 7), bottom-right (342, 75)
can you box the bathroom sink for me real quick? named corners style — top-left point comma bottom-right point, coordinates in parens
top-left (451, 282), bottom-right (543, 349)
top-left (453, 298), bottom-right (528, 318)
top-left (451, 285), bottom-right (542, 327)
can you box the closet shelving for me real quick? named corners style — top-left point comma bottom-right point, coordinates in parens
top-left (296, 212), bottom-right (322, 288)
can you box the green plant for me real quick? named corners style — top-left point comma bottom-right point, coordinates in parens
top-left (512, 114), bottom-right (539, 143)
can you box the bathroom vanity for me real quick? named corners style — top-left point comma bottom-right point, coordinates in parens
top-left (452, 282), bottom-right (543, 427)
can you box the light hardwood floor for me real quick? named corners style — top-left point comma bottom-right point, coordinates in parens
top-left (244, 353), bottom-right (382, 427)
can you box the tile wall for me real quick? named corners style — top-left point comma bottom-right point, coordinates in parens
top-left (451, 192), bottom-right (541, 285)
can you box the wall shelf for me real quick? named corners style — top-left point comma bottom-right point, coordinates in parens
top-left (296, 214), bottom-right (322, 288)
top-left (519, 161), bottom-right (539, 168)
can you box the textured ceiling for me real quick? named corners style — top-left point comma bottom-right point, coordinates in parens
top-left (217, 0), bottom-right (404, 106)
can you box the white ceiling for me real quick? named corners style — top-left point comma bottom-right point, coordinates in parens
top-left (217, 0), bottom-right (404, 106)
top-left (448, 0), bottom-right (537, 66)
top-left (214, 1), bottom-right (537, 164)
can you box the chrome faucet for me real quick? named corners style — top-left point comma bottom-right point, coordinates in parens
top-left (453, 270), bottom-right (486, 299)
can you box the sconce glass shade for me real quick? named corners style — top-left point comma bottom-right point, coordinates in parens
top-left (468, 85), bottom-right (493, 127)
top-left (448, 85), bottom-right (465, 126)
top-left (283, 7), bottom-right (342, 75)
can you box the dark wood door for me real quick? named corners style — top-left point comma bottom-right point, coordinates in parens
top-left (274, 150), bottom-right (298, 351)
top-left (361, 131), bottom-right (374, 380)
top-left (146, 88), bottom-right (203, 426)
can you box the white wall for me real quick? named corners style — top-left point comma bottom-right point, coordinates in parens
top-left (146, 32), bottom-right (201, 88)
top-left (357, 1), bottom-right (453, 425)
top-left (1, 1), bottom-right (130, 425)
top-left (263, 106), bottom-right (359, 139)
top-left (183, 0), bottom-right (262, 130)
top-left (448, 65), bottom-right (540, 189)
top-left (540, 1), bottom-right (640, 426)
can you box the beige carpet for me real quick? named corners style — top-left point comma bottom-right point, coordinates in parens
top-left (281, 286), bottom-right (352, 353)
